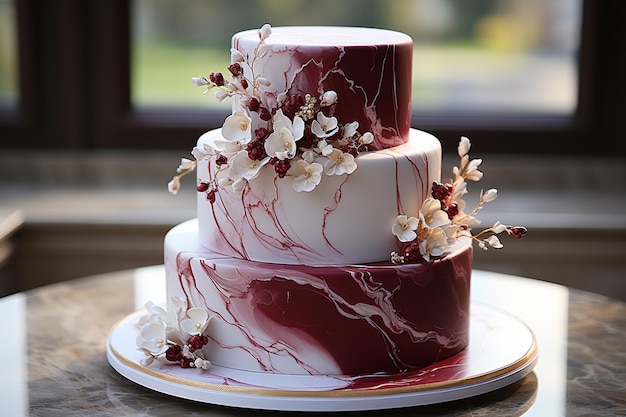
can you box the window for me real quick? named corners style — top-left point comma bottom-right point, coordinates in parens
top-left (0, 0), bottom-right (18, 111)
top-left (133, 0), bottom-right (581, 116)
top-left (1, 0), bottom-right (625, 155)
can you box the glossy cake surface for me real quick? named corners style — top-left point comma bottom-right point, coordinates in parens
top-left (197, 128), bottom-right (441, 265)
top-left (166, 220), bottom-right (472, 375)
top-left (232, 26), bottom-right (413, 150)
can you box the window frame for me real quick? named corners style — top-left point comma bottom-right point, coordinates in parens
top-left (1, 0), bottom-right (624, 155)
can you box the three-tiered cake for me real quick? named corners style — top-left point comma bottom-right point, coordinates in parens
top-left (147, 25), bottom-right (524, 376)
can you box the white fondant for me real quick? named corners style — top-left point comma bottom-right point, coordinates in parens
top-left (196, 129), bottom-right (441, 264)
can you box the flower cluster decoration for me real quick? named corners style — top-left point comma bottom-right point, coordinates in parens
top-left (168, 23), bottom-right (374, 197)
top-left (391, 136), bottom-right (527, 264)
top-left (136, 297), bottom-right (212, 370)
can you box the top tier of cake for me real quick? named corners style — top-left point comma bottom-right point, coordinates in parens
top-left (232, 26), bottom-right (413, 150)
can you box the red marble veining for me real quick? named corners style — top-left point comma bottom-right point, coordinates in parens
top-left (197, 130), bottom-right (441, 265)
top-left (232, 27), bottom-right (413, 150)
top-left (171, 238), bottom-right (472, 376)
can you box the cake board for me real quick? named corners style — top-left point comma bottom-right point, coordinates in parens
top-left (106, 301), bottom-right (537, 412)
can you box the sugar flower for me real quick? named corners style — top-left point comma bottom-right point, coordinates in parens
top-left (181, 308), bottom-right (211, 336)
top-left (229, 150), bottom-right (270, 181)
top-left (258, 23), bottom-right (272, 41)
top-left (232, 178), bottom-right (248, 195)
top-left (291, 159), bottom-right (323, 192)
top-left (167, 177), bottom-right (181, 195)
top-left (230, 48), bottom-right (244, 63)
top-left (419, 227), bottom-right (448, 262)
top-left (137, 322), bottom-right (168, 356)
top-left (342, 121), bottom-right (359, 140)
top-left (360, 132), bottom-right (374, 145)
top-left (320, 90), bottom-right (338, 106)
top-left (391, 136), bottom-right (526, 264)
top-left (311, 112), bottom-right (339, 138)
top-left (137, 298), bottom-right (213, 371)
top-left (392, 215), bottom-right (419, 242)
top-left (176, 24), bottom-right (381, 206)
top-left (419, 198), bottom-right (450, 229)
top-left (222, 111), bottom-right (251, 142)
top-left (324, 148), bottom-right (357, 175)
top-left (314, 139), bottom-right (334, 156)
top-left (264, 110), bottom-right (305, 160)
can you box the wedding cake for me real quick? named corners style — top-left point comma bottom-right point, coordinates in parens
top-left (137, 25), bottom-right (526, 376)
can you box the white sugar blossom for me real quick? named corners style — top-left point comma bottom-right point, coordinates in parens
top-left (360, 132), bottom-right (374, 145)
top-left (464, 157), bottom-right (484, 181)
top-left (342, 121), bottom-right (359, 140)
top-left (222, 111), bottom-right (251, 142)
top-left (230, 48), bottom-right (244, 63)
top-left (324, 148), bottom-right (357, 175)
top-left (258, 24), bottom-right (272, 41)
top-left (255, 76), bottom-right (271, 87)
top-left (291, 160), bottom-right (323, 192)
top-left (192, 76), bottom-right (209, 87)
top-left (301, 149), bottom-right (316, 163)
top-left (169, 297), bottom-right (188, 320)
top-left (482, 188), bottom-right (498, 203)
top-left (137, 298), bottom-right (214, 372)
top-left (191, 144), bottom-right (212, 161)
top-left (320, 90), bottom-right (338, 106)
top-left (232, 178), bottom-right (247, 195)
top-left (419, 227), bottom-right (448, 261)
top-left (229, 150), bottom-right (269, 181)
top-left (392, 215), bottom-right (419, 242)
top-left (195, 358), bottom-right (211, 370)
top-left (458, 136), bottom-right (471, 157)
top-left (181, 308), bottom-right (211, 336)
top-left (478, 234), bottom-right (503, 250)
top-left (314, 139), bottom-right (334, 156)
top-left (264, 109), bottom-right (305, 160)
top-left (177, 158), bottom-right (195, 173)
top-left (311, 112), bottom-right (339, 138)
top-left (168, 177), bottom-right (181, 195)
top-left (420, 198), bottom-right (450, 229)
top-left (137, 322), bottom-right (168, 356)
top-left (210, 139), bottom-right (243, 159)
top-left (492, 221), bottom-right (507, 234)
top-left (215, 89), bottom-right (230, 102)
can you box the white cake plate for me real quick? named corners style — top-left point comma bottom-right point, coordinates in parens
top-left (106, 302), bottom-right (537, 412)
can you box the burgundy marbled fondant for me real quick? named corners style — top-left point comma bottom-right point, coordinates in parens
top-left (166, 221), bottom-right (472, 376)
top-left (232, 27), bottom-right (413, 150)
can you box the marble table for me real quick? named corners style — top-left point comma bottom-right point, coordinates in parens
top-left (1, 267), bottom-right (625, 416)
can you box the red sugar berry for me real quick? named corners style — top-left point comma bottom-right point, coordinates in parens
top-left (215, 154), bottom-right (228, 166)
top-left (432, 181), bottom-right (452, 201)
top-left (273, 160), bottom-right (291, 178)
top-left (209, 72), bottom-right (225, 86)
top-left (259, 107), bottom-right (272, 121)
top-left (207, 189), bottom-right (216, 204)
top-left (444, 202), bottom-right (459, 219)
top-left (196, 182), bottom-right (209, 192)
top-left (187, 335), bottom-right (206, 351)
top-left (255, 127), bottom-right (270, 141)
top-left (246, 139), bottom-right (267, 161)
top-left (165, 344), bottom-right (183, 362)
top-left (240, 78), bottom-right (249, 89)
top-left (402, 242), bottom-right (423, 263)
top-left (509, 226), bottom-right (528, 239)
top-left (247, 97), bottom-right (260, 112)
top-left (228, 63), bottom-right (242, 76)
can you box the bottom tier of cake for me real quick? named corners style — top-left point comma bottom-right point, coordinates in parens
top-left (165, 220), bottom-right (472, 376)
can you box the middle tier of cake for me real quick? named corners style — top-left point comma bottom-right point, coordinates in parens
top-left (196, 128), bottom-right (442, 265)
